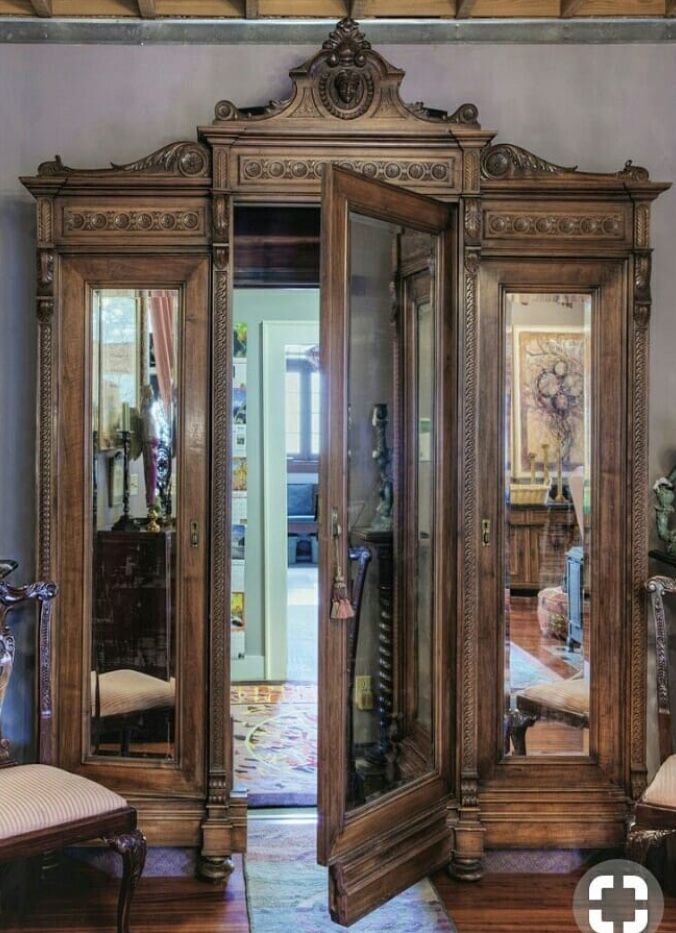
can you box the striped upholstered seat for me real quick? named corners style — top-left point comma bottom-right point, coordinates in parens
top-left (516, 677), bottom-right (589, 718)
top-left (642, 754), bottom-right (676, 810)
top-left (0, 764), bottom-right (127, 840)
top-left (91, 669), bottom-right (175, 719)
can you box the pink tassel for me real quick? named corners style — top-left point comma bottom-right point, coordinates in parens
top-left (331, 570), bottom-right (354, 621)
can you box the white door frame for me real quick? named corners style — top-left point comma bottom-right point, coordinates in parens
top-left (261, 320), bottom-right (320, 681)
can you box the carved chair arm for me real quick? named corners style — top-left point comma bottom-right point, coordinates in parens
top-left (646, 575), bottom-right (676, 765)
top-left (0, 580), bottom-right (58, 765)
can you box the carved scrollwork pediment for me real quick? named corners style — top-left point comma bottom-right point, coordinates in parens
top-left (37, 141), bottom-right (211, 178)
top-left (481, 143), bottom-right (651, 182)
top-left (212, 17), bottom-right (480, 130)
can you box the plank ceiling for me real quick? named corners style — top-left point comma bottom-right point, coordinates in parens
top-left (1, 0), bottom-right (674, 20)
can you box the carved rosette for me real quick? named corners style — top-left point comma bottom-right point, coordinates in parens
top-left (486, 211), bottom-right (625, 239)
top-left (64, 209), bottom-right (203, 234)
top-left (240, 157), bottom-right (454, 187)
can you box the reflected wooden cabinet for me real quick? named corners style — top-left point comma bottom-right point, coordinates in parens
top-left (509, 504), bottom-right (577, 591)
top-left (19, 15), bottom-right (670, 923)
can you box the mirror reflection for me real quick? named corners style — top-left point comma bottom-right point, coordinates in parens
top-left (504, 292), bottom-right (591, 757)
top-left (90, 288), bottom-right (179, 760)
top-left (346, 215), bottom-right (436, 809)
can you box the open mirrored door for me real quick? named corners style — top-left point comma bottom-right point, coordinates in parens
top-left (318, 166), bottom-right (456, 926)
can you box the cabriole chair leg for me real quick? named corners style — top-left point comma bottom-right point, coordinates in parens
top-left (105, 828), bottom-right (147, 933)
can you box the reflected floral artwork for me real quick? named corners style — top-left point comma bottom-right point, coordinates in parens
top-left (513, 326), bottom-right (587, 477)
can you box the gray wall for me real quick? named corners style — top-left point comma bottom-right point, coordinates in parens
top-left (1, 41), bottom-right (675, 764)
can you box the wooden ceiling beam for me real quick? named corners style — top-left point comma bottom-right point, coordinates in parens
top-left (561, 0), bottom-right (587, 15)
top-left (245, 0), bottom-right (259, 16)
top-left (456, 0), bottom-right (477, 15)
top-left (29, 0), bottom-right (53, 15)
top-left (667, 0), bottom-right (676, 15)
top-left (350, 0), bottom-right (368, 16)
top-left (137, 0), bottom-right (156, 16)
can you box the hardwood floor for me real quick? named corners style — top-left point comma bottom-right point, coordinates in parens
top-left (1, 856), bottom-right (249, 932)
top-left (4, 852), bottom-right (676, 932)
top-left (431, 868), bottom-right (676, 933)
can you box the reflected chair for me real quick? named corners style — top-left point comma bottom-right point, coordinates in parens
top-left (510, 672), bottom-right (589, 755)
top-left (0, 579), bottom-right (146, 932)
top-left (91, 667), bottom-right (175, 757)
top-left (626, 575), bottom-right (676, 878)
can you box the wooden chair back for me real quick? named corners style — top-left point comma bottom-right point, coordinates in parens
top-left (646, 575), bottom-right (676, 766)
top-left (0, 580), bottom-right (58, 767)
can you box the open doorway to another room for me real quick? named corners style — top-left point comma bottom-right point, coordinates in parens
top-left (229, 207), bottom-right (320, 807)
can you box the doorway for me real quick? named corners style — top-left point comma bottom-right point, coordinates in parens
top-left (229, 207), bottom-right (321, 808)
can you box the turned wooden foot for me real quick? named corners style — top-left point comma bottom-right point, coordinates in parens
top-left (105, 828), bottom-right (147, 933)
top-left (198, 854), bottom-right (235, 884)
top-left (626, 824), bottom-right (676, 867)
top-left (448, 854), bottom-right (484, 882)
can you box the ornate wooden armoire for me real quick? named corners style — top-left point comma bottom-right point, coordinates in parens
top-left (20, 17), bottom-right (669, 927)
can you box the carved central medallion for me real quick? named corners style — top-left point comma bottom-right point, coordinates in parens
top-left (320, 68), bottom-right (374, 119)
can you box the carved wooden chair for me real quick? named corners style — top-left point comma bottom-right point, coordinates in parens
top-left (626, 575), bottom-right (676, 878)
top-left (0, 579), bottom-right (147, 931)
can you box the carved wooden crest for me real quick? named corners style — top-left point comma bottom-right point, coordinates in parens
top-left (213, 17), bottom-right (479, 128)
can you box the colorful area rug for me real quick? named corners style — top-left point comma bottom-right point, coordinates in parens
top-left (245, 819), bottom-right (457, 932)
top-left (232, 683), bottom-right (317, 806)
top-left (509, 642), bottom-right (562, 690)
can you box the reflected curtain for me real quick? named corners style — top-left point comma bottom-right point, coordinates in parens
top-left (147, 290), bottom-right (174, 417)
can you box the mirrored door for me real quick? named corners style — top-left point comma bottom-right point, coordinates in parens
top-left (318, 166), bottom-right (456, 926)
top-left (58, 255), bottom-right (209, 797)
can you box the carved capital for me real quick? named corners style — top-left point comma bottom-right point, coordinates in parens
top-left (212, 195), bottom-right (230, 242)
top-left (462, 149), bottom-right (481, 194)
top-left (634, 253), bottom-right (651, 305)
top-left (37, 249), bottom-right (54, 295)
top-left (213, 246), bottom-right (229, 272)
top-left (463, 199), bottom-right (482, 243)
top-left (635, 203), bottom-right (651, 249)
top-left (37, 198), bottom-right (54, 246)
top-left (464, 249), bottom-right (480, 276)
top-left (37, 296), bottom-right (54, 323)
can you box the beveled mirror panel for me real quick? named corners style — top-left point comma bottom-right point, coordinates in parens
top-left (90, 288), bottom-right (179, 760)
top-left (346, 213), bottom-right (436, 810)
top-left (503, 292), bottom-right (591, 758)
